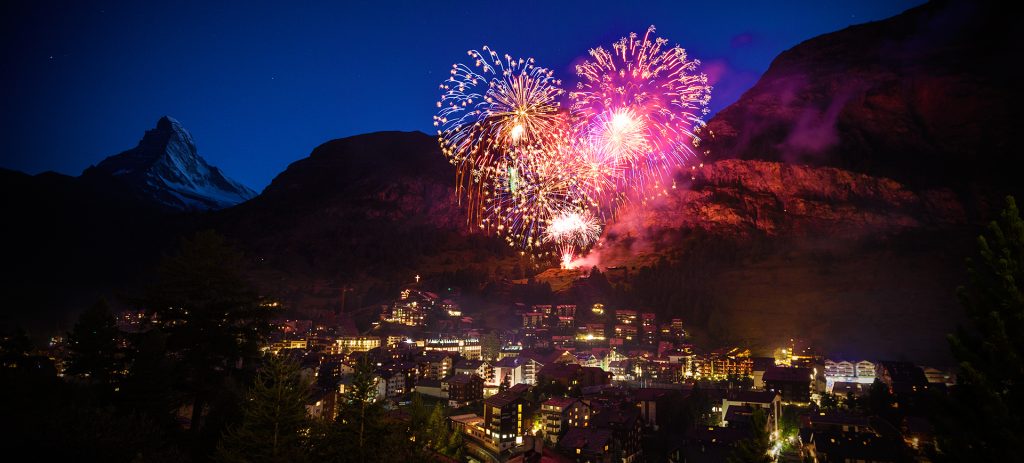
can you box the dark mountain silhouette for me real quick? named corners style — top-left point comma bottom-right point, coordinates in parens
top-left (702, 0), bottom-right (1021, 198)
top-left (210, 131), bottom-right (515, 316)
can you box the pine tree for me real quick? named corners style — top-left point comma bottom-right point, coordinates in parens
top-left (427, 402), bottom-right (449, 450)
top-left (819, 392), bottom-right (840, 411)
top-left (307, 355), bottom-right (429, 463)
top-left (445, 427), bottom-right (463, 458)
top-left (338, 357), bottom-right (382, 463)
top-left (119, 328), bottom-right (178, 428)
top-left (216, 354), bottom-right (312, 463)
top-left (66, 299), bottom-right (121, 384)
top-left (409, 392), bottom-right (428, 444)
top-left (480, 331), bottom-right (500, 363)
top-left (727, 408), bottom-right (772, 463)
top-left (146, 230), bottom-right (273, 435)
top-left (936, 196), bottom-right (1024, 461)
top-left (866, 379), bottom-right (894, 417)
top-left (0, 326), bottom-right (36, 372)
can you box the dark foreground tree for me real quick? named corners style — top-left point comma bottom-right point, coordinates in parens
top-left (0, 326), bottom-right (35, 369)
top-left (344, 356), bottom-right (378, 459)
top-left (308, 357), bottom-right (422, 463)
top-left (936, 196), bottom-right (1024, 461)
top-left (727, 408), bottom-right (771, 463)
top-left (65, 299), bottom-right (122, 384)
top-left (427, 402), bottom-right (449, 451)
top-left (866, 379), bottom-right (896, 418)
top-left (147, 230), bottom-right (273, 438)
top-left (119, 328), bottom-right (180, 429)
top-left (408, 392), bottom-right (428, 444)
top-left (216, 354), bottom-right (311, 463)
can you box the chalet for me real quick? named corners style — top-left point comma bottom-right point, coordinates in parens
top-left (763, 366), bottom-right (813, 403)
top-left (558, 428), bottom-right (613, 463)
top-left (483, 383), bottom-right (530, 449)
top-left (415, 378), bottom-right (445, 399)
top-left (593, 404), bottom-right (643, 463)
top-left (721, 390), bottom-right (781, 430)
top-left (541, 396), bottom-right (592, 443)
top-left (454, 358), bottom-right (491, 381)
top-left (538, 363), bottom-right (611, 390)
top-left (443, 374), bottom-right (483, 406)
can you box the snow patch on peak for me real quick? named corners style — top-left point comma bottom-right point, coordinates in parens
top-left (156, 116), bottom-right (196, 151)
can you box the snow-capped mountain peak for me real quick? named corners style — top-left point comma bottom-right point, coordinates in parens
top-left (83, 116), bottom-right (256, 211)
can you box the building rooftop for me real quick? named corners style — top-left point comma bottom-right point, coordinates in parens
top-left (592, 404), bottom-right (640, 430)
top-left (763, 366), bottom-right (813, 383)
top-left (752, 357), bottom-right (776, 371)
top-left (449, 413), bottom-right (484, 426)
top-left (444, 374), bottom-right (480, 385)
top-left (808, 412), bottom-right (871, 428)
top-left (388, 360), bottom-right (418, 371)
top-left (539, 363), bottom-right (582, 380)
top-left (520, 348), bottom-right (574, 365)
top-left (421, 350), bottom-right (458, 362)
top-left (542, 396), bottom-right (578, 410)
top-left (573, 351), bottom-right (597, 361)
top-left (484, 383), bottom-right (529, 408)
top-left (878, 361), bottom-right (928, 386)
top-left (684, 426), bottom-right (750, 444)
top-left (725, 405), bottom-right (754, 426)
top-left (377, 369), bottom-right (404, 379)
top-left (812, 430), bottom-right (905, 461)
top-left (416, 379), bottom-right (442, 389)
top-left (832, 382), bottom-right (870, 395)
top-left (725, 390), bottom-right (778, 404)
top-left (454, 359), bottom-right (485, 370)
top-left (557, 428), bottom-right (613, 454)
top-left (632, 388), bottom-right (677, 402)
top-left (494, 356), bottom-right (524, 368)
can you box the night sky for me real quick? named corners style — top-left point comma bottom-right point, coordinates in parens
top-left (1, 0), bottom-right (923, 191)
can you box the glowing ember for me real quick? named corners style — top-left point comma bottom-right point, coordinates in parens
top-left (560, 249), bottom-right (575, 269)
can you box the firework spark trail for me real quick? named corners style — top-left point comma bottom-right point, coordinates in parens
top-left (545, 209), bottom-right (602, 249)
top-left (544, 208), bottom-right (602, 269)
top-left (433, 26), bottom-right (710, 266)
top-left (434, 47), bottom-right (566, 228)
top-left (485, 142), bottom-right (581, 251)
top-left (571, 25), bottom-right (711, 198)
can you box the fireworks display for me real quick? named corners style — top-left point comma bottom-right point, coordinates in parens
top-left (545, 209), bottom-right (602, 250)
top-left (434, 26), bottom-right (711, 268)
top-left (572, 25), bottom-right (712, 198)
top-left (433, 47), bottom-right (565, 227)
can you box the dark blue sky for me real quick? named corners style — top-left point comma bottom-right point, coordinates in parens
top-left (1, 0), bottom-right (923, 191)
